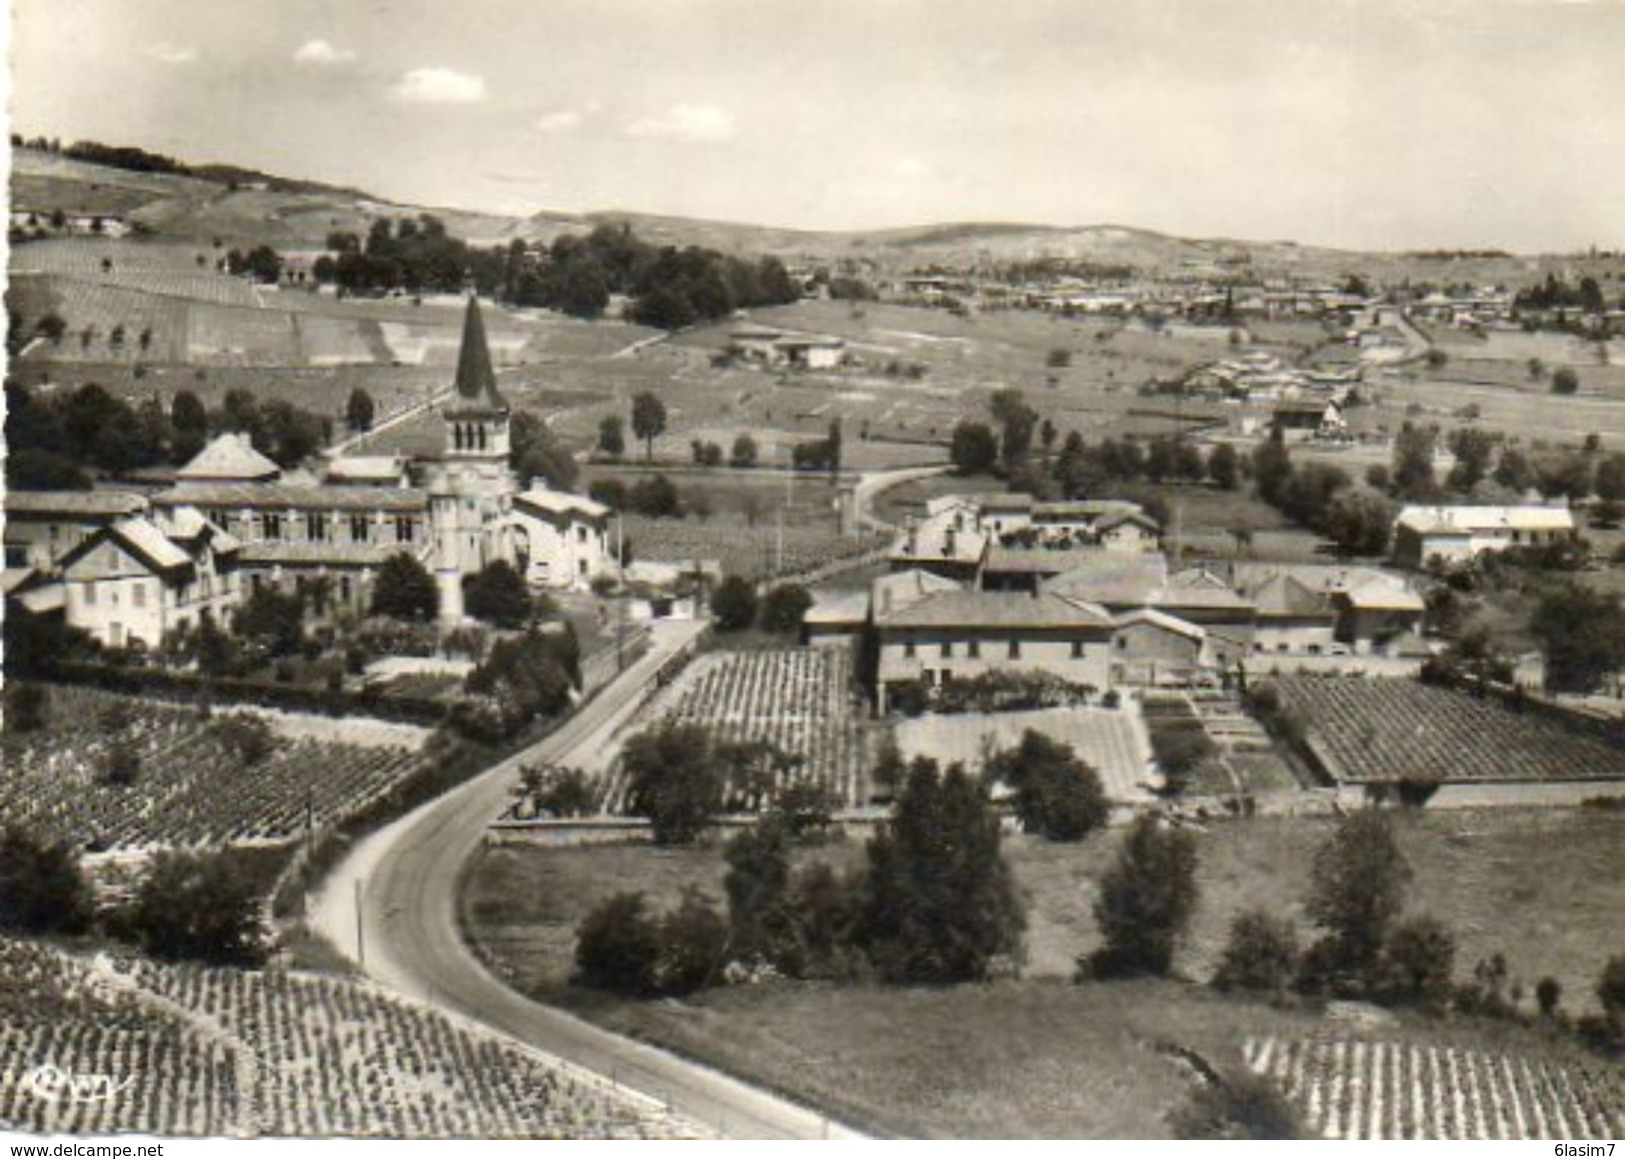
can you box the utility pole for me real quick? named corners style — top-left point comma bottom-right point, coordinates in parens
top-left (775, 506), bottom-right (785, 576)
top-left (354, 877), bottom-right (365, 968)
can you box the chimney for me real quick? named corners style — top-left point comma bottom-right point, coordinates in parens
top-left (905, 518), bottom-right (918, 555)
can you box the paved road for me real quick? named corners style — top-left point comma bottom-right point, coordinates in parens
top-left (853, 462), bottom-right (951, 533)
top-left (310, 619), bottom-right (863, 1140)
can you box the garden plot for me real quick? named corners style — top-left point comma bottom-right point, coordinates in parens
top-left (894, 705), bottom-right (1153, 802)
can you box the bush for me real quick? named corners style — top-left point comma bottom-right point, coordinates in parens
top-left (463, 560), bottom-right (534, 629)
top-left (758, 584), bottom-right (813, 635)
top-left (3, 684), bottom-right (49, 734)
top-left (622, 722), bottom-right (723, 844)
top-left (1170, 1070), bottom-right (1305, 1140)
top-left (0, 827), bottom-right (92, 934)
top-left (1377, 914), bottom-right (1456, 1010)
top-left (1551, 366), bottom-right (1580, 395)
top-left (574, 892), bottom-right (661, 996)
top-left (656, 888), bottom-right (729, 995)
top-left (211, 713), bottom-right (275, 766)
top-left (1213, 909), bottom-right (1299, 993)
top-left (710, 575), bottom-right (759, 632)
top-left (129, 849), bottom-right (265, 966)
top-left (102, 740), bottom-right (142, 787)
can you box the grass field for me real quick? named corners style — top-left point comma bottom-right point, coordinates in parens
top-left (464, 805), bottom-right (1625, 1136)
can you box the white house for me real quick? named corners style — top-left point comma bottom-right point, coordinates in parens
top-left (509, 489), bottom-right (613, 590)
top-left (54, 508), bottom-right (242, 650)
top-left (1392, 505), bottom-right (1577, 569)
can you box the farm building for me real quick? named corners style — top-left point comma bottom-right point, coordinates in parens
top-left (1109, 608), bottom-right (1209, 687)
top-left (727, 325), bottom-right (846, 369)
top-left (1271, 399), bottom-right (1346, 442)
top-left (1392, 504), bottom-right (1578, 569)
top-left (872, 589), bottom-right (1117, 710)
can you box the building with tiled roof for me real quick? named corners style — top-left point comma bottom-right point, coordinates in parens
top-left (1392, 504), bottom-right (1576, 569)
top-left (175, 432), bottom-right (283, 483)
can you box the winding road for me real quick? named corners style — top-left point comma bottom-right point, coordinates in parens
top-left (309, 618), bottom-right (863, 1139)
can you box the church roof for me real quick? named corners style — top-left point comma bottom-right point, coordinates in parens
top-left (453, 294), bottom-right (507, 410)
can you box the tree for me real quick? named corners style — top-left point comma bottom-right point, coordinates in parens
top-left (1597, 955), bottom-right (1625, 1020)
top-left (723, 817), bottom-right (791, 959)
top-left (1252, 437), bottom-right (1294, 507)
top-left (574, 892), bottom-right (662, 996)
top-left (370, 552), bottom-right (439, 621)
top-left (233, 586), bottom-right (305, 657)
top-left (35, 311), bottom-right (66, 345)
top-left (758, 584), bottom-right (812, 635)
top-left (710, 575), bottom-right (759, 632)
top-left (0, 827), bottom-right (92, 934)
top-left (463, 560), bottom-right (534, 629)
top-left (1305, 811), bottom-right (1412, 985)
top-left (622, 722), bottom-right (723, 845)
top-left (345, 388), bottom-right (375, 433)
top-left (597, 414), bottom-right (625, 459)
top-left (3, 684), bottom-right (49, 734)
top-left (1086, 815), bottom-right (1199, 978)
top-left (989, 389), bottom-right (1039, 476)
top-left (1391, 423), bottom-right (1437, 498)
top-left (950, 420), bottom-right (1000, 476)
top-left (853, 758), bottom-right (1026, 983)
top-left (1378, 914), bottom-right (1456, 1009)
top-left (1324, 490), bottom-right (1394, 557)
top-left (631, 392), bottom-right (667, 460)
top-left (131, 849), bottom-right (265, 965)
top-left (1213, 909), bottom-right (1300, 994)
top-left (1595, 453), bottom-right (1625, 503)
top-left (510, 409), bottom-right (579, 492)
top-left (1551, 366), bottom-right (1580, 395)
top-left (730, 432), bottom-right (758, 469)
top-left (171, 389), bottom-right (208, 462)
top-left (1530, 582), bottom-right (1625, 694)
top-left (210, 713), bottom-right (275, 767)
top-left (986, 729), bottom-right (1109, 842)
top-left (657, 887), bottom-right (730, 995)
top-left (458, 629), bottom-right (577, 739)
top-left (1207, 443), bottom-right (1240, 490)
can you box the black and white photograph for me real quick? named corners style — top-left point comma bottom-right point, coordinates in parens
top-left (2, 0), bottom-right (1624, 1144)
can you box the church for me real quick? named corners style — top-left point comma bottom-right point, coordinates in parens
top-left (5, 296), bottom-right (612, 649)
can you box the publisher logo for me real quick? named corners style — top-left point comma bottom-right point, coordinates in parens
top-left (23, 1065), bottom-right (134, 1104)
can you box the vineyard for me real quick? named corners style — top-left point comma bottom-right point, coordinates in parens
top-left (604, 647), bottom-right (873, 810)
top-left (0, 688), bottom-right (425, 850)
top-left (622, 514), bottom-right (886, 582)
top-left (0, 936), bottom-right (703, 1138)
top-left (1270, 676), bottom-right (1625, 783)
top-left (1243, 1033), bottom-right (1625, 1139)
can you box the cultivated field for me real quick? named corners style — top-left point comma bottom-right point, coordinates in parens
top-left (0, 688), bottom-right (425, 851)
top-left (0, 936), bottom-right (700, 1138)
top-left (1269, 675), bottom-right (1625, 784)
top-left (622, 515), bottom-right (885, 582)
top-left (599, 647), bottom-right (874, 809)
top-left (894, 706), bottom-right (1153, 802)
top-left (1244, 1033), bottom-right (1624, 1139)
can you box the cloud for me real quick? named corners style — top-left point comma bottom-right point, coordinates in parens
top-left (534, 109), bottom-right (582, 133)
top-left (293, 39), bottom-right (357, 66)
top-left (142, 42), bottom-right (197, 65)
top-left (625, 104), bottom-right (737, 143)
top-left (388, 67), bottom-right (487, 104)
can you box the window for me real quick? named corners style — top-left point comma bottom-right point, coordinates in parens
top-left (351, 513), bottom-right (371, 543)
top-left (577, 526), bottom-right (588, 543)
top-left (941, 641), bottom-right (954, 658)
top-left (1008, 639), bottom-right (1021, 659)
top-left (133, 582), bottom-right (147, 609)
top-left (967, 640), bottom-right (980, 659)
top-left (84, 582), bottom-right (97, 606)
top-left (903, 640), bottom-right (917, 659)
top-left (1073, 640), bottom-right (1087, 659)
top-left (396, 516), bottom-right (416, 543)
top-left (339, 576), bottom-right (352, 602)
top-left (262, 512), bottom-right (283, 539)
top-left (305, 512), bottom-right (327, 542)
top-left (1115, 637), bottom-right (1127, 652)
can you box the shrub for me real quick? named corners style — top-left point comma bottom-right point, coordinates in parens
top-left (757, 583), bottom-right (813, 635)
top-left (656, 888), bottom-right (729, 996)
top-left (0, 827), bottom-right (92, 934)
top-left (3, 684), bottom-right (49, 734)
top-left (130, 849), bottom-right (265, 966)
top-left (709, 575), bottom-right (759, 632)
top-left (1377, 914), bottom-right (1456, 1010)
top-left (574, 892), bottom-right (661, 996)
top-left (102, 740), bottom-right (142, 787)
top-left (1170, 1070), bottom-right (1305, 1140)
top-left (1213, 909), bottom-right (1300, 993)
top-left (986, 729), bottom-right (1109, 842)
top-left (1551, 366), bottom-right (1580, 395)
top-left (211, 713), bottom-right (276, 766)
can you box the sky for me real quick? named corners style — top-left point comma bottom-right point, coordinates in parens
top-left (7, 0), bottom-right (1625, 251)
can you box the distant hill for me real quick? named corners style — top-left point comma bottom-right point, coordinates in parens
top-left (8, 140), bottom-right (1558, 283)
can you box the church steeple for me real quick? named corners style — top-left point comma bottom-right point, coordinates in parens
top-left (453, 293), bottom-right (506, 411)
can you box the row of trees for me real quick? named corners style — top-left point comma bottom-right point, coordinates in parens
top-left (4, 380), bottom-right (336, 489)
top-left (1252, 435), bottom-right (1395, 556)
